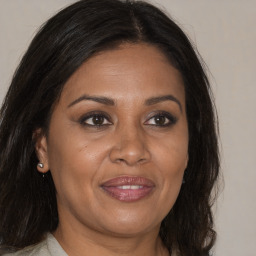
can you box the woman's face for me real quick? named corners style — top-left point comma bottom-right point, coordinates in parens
top-left (37, 43), bottom-right (188, 237)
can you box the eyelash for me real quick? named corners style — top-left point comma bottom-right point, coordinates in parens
top-left (145, 111), bottom-right (177, 127)
top-left (79, 111), bottom-right (177, 128)
top-left (79, 111), bottom-right (112, 128)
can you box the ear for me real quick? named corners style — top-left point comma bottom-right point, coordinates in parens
top-left (34, 129), bottom-right (50, 173)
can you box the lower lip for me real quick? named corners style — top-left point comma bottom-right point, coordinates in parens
top-left (101, 186), bottom-right (154, 202)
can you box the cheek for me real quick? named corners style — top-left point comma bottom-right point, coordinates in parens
top-left (155, 129), bottom-right (188, 175)
top-left (46, 138), bottom-right (101, 216)
top-left (152, 127), bottom-right (188, 198)
top-left (47, 128), bottom-right (110, 190)
top-left (159, 147), bottom-right (186, 191)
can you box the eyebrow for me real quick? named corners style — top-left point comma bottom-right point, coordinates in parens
top-left (68, 94), bottom-right (182, 111)
top-left (145, 95), bottom-right (182, 111)
top-left (68, 95), bottom-right (115, 108)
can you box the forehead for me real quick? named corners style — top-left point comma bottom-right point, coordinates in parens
top-left (61, 43), bottom-right (185, 105)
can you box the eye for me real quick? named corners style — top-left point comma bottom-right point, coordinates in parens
top-left (145, 111), bottom-right (177, 127)
top-left (79, 112), bottom-right (112, 127)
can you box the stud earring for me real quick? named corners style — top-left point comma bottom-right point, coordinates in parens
top-left (37, 163), bottom-right (44, 168)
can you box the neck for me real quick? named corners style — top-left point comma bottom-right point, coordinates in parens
top-left (53, 219), bottom-right (169, 256)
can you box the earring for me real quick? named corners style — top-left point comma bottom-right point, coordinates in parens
top-left (37, 163), bottom-right (44, 168)
top-left (182, 178), bottom-right (185, 184)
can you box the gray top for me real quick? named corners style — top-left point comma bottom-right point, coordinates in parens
top-left (2, 234), bottom-right (67, 256)
top-left (1, 234), bottom-right (178, 256)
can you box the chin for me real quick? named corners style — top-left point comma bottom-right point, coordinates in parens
top-left (97, 210), bottom-right (162, 237)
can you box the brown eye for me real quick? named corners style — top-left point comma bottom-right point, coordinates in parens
top-left (154, 115), bottom-right (167, 126)
top-left (92, 115), bottom-right (105, 125)
top-left (80, 112), bottom-right (112, 127)
top-left (145, 112), bottom-right (177, 127)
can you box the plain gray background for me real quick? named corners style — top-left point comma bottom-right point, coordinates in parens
top-left (0, 1), bottom-right (256, 255)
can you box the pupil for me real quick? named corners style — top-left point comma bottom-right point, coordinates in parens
top-left (92, 116), bottom-right (104, 125)
top-left (155, 116), bottom-right (166, 125)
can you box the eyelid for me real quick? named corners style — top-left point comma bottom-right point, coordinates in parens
top-left (79, 111), bottom-right (112, 126)
top-left (144, 111), bottom-right (177, 126)
top-left (78, 110), bottom-right (177, 128)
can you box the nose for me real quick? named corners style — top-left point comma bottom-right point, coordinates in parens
top-left (109, 125), bottom-right (151, 166)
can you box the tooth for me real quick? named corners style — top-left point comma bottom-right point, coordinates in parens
top-left (117, 185), bottom-right (130, 189)
top-left (117, 185), bottom-right (143, 190)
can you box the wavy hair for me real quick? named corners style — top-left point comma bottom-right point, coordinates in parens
top-left (0, 0), bottom-right (219, 255)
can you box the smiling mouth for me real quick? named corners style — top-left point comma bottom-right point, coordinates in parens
top-left (101, 176), bottom-right (155, 202)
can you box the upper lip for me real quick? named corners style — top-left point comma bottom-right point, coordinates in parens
top-left (101, 176), bottom-right (155, 187)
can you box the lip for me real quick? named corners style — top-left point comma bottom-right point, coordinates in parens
top-left (101, 176), bottom-right (155, 202)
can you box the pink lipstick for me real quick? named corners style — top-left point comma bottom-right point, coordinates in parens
top-left (101, 176), bottom-right (155, 202)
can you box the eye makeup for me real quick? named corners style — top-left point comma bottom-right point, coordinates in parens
top-left (144, 111), bottom-right (178, 127)
top-left (79, 111), bottom-right (112, 128)
top-left (77, 109), bottom-right (177, 130)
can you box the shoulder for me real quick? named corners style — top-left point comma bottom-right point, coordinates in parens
top-left (1, 240), bottom-right (47, 256)
top-left (1, 239), bottom-right (48, 256)
top-left (1, 233), bottom-right (67, 256)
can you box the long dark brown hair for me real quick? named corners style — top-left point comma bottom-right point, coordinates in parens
top-left (0, 1), bottom-right (219, 255)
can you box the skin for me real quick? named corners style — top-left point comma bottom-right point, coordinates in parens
top-left (36, 43), bottom-right (188, 256)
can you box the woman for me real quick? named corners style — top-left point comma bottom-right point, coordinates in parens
top-left (0, 0), bottom-right (219, 255)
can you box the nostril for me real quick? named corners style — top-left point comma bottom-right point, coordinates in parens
top-left (110, 148), bottom-right (150, 166)
top-left (109, 134), bottom-right (151, 165)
